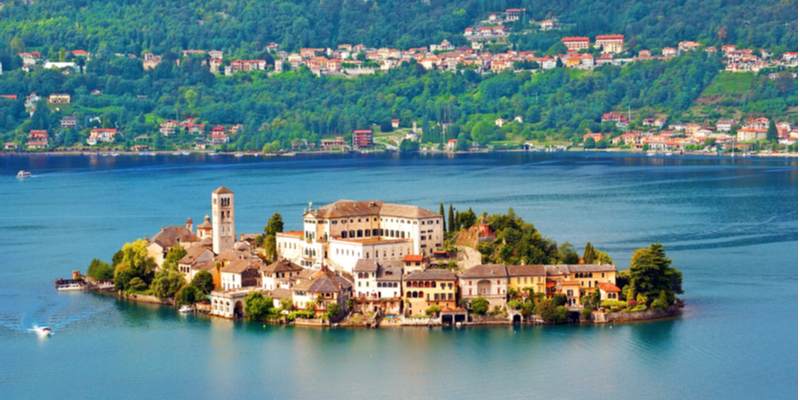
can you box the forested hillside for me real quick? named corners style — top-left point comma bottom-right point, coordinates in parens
top-left (0, 0), bottom-right (795, 56)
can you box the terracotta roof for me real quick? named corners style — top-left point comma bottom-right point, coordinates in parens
top-left (191, 259), bottom-right (216, 271)
top-left (377, 266), bottom-right (403, 282)
top-left (268, 288), bottom-right (293, 299)
top-left (597, 282), bottom-right (621, 293)
top-left (148, 225), bottom-right (198, 249)
top-left (310, 200), bottom-right (442, 220)
top-left (404, 269), bottom-right (457, 281)
top-left (178, 246), bottom-right (213, 266)
top-left (221, 259), bottom-right (258, 274)
top-left (506, 264), bottom-right (546, 277)
top-left (261, 259), bottom-right (304, 274)
top-left (308, 275), bottom-right (352, 293)
top-left (459, 264), bottom-right (508, 279)
top-left (402, 255), bottom-right (424, 262)
top-left (212, 186), bottom-right (233, 194)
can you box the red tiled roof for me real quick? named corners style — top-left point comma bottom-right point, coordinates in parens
top-left (597, 282), bottom-right (620, 292)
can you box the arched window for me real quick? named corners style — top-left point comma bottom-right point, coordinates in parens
top-left (406, 291), bottom-right (411, 298)
top-left (349, 230), bottom-right (355, 238)
top-left (357, 230), bottom-right (363, 238)
top-left (341, 231), bottom-right (347, 238)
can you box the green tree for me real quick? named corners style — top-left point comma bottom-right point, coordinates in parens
top-left (551, 293), bottom-right (567, 307)
top-left (87, 259), bottom-right (113, 281)
top-left (425, 305), bottom-right (441, 316)
top-left (190, 270), bottom-right (215, 293)
top-left (184, 89), bottom-right (199, 109)
top-left (583, 137), bottom-right (596, 149)
top-left (766, 120), bottom-right (778, 142)
top-left (583, 242), bottom-right (595, 264)
top-left (115, 239), bottom-right (156, 281)
top-left (244, 292), bottom-right (274, 321)
top-left (150, 269), bottom-right (185, 299)
top-left (162, 244), bottom-right (187, 271)
top-left (9, 38), bottom-right (25, 53)
top-left (281, 297), bottom-right (293, 311)
top-left (471, 297), bottom-right (489, 315)
top-left (326, 302), bottom-right (341, 319)
top-left (127, 277), bottom-right (147, 292)
top-left (264, 212), bottom-right (284, 259)
top-left (439, 203), bottom-right (447, 232)
top-left (448, 204), bottom-right (455, 233)
top-left (628, 243), bottom-right (682, 304)
top-left (176, 285), bottom-right (203, 306)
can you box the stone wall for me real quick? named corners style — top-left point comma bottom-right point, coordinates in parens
top-left (468, 314), bottom-right (511, 326)
top-left (604, 305), bottom-right (680, 323)
top-left (120, 292), bottom-right (174, 305)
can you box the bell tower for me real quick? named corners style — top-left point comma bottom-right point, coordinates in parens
top-left (211, 186), bottom-right (235, 254)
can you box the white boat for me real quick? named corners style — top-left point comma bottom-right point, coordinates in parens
top-left (111, 152), bottom-right (119, 157)
top-left (235, 152), bottom-right (244, 157)
top-left (178, 305), bottom-right (195, 313)
top-left (646, 151), bottom-right (657, 156)
top-left (664, 152), bottom-right (673, 156)
top-left (34, 326), bottom-right (51, 337)
top-left (140, 152), bottom-right (148, 156)
top-left (57, 282), bottom-right (84, 291)
top-left (208, 152), bottom-right (218, 156)
top-left (16, 170), bottom-right (31, 179)
top-left (173, 151), bottom-right (180, 155)
top-left (180, 151), bottom-right (190, 156)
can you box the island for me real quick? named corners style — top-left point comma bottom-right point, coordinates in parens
top-left (75, 186), bottom-right (684, 327)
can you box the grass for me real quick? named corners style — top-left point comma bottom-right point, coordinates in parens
top-left (701, 72), bottom-right (755, 97)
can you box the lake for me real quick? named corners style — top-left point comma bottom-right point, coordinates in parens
top-left (0, 152), bottom-right (797, 399)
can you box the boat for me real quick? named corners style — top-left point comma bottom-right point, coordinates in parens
top-left (664, 152), bottom-right (673, 156)
top-left (111, 152), bottom-right (119, 157)
top-left (57, 282), bottom-right (85, 291)
top-left (235, 152), bottom-right (244, 158)
top-left (180, 150), bottom-right (190, 156)
top-left (178, 305), bottom-right (195, 313)
top-left (173, 151), bottom-right (180, 155)
top-left (208, 152), bottom-right (218, 156)
top-left (646, 151), bottom-right (657, 156)
top-left (33, 326), bottom-right (51, 337)
top-left (16, 170), bottom-right (31, 179)
top-left (140, 152), bottom-right (148, 156)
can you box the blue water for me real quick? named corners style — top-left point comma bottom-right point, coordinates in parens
top-left (0, 152), bottom-right (797, 399)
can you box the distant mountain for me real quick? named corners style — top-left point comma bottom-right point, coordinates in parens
top-left (0, 0), bottom-right (795, 55)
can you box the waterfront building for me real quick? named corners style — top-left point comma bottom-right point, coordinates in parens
top-left (276, 200), bottom-right (444, 274)
top-left (291, 266), bottom-right (353, 317)
top-left (260, 259), bottom-right (305, 291)
top-left (506, 264), bottom-right (546, 296)
top-left (402, 269), bottom-right (458, 316)
top-left (146, 220), bottom-right (199, 268)
top-left (458, 264), bottom-right (509, 310)
top-left (598, 282), bottom-right (622, 301)
top-left (352, 259), bottom-right (403, 315)
top-left (352, 129), bottom-right (374, 148)
top-left (566, 264), bottom-right (617, 290)
top-left (220, 258), bottom-right (261, 291)
top-left (210, 287), bottom-right (255, 318)
top-left (212, 186), bottom-right (236, 254)
top-left (177, 246), bottom-right (215, 282)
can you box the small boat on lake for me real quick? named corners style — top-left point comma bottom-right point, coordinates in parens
top-left (111, 152), bottom-right (119, 157)
top-left (57, 282), bottom-right (85, 291)
top-left (16, 170), bottom-right (32, 179)
top-left (646, 151), bottom-right (657, 156)
top-left (33, 326), bottom-right (51, 337)
top-left (235, 153), bottom-right (244, 158)
top-left (178, 305), bottom-right (195, 313)
top-left (664, 152), bottom-right (673, 156)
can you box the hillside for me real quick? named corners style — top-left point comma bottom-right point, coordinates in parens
top-left (0, 0), bottom-right (795, 55)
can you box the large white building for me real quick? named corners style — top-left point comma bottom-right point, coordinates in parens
top-left (276, 200), bottom-right (444, 274)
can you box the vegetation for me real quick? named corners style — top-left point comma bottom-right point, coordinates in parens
top-left (471, 297), bottom-right (490, 315)
top-left (624, 243), bottom-right (683, 307)
top-left (190, 270), bottom-right (215, 294)
top-left (244, 292), bottom-right (278, 321)
top-left (113, 239), bottom-right (156, 292)
top-left (535, 299), bottom-right (569, 324)
top-left (425, 305), bottom-right (441, 317)
top-left (263, 213), bottom-right (284, 260)
top-left (161, 245), bottom-right (187, 271)
top-left (86, 258), bottom-right (113, 281)
top-left (176, 285), bottom-right (205, 306)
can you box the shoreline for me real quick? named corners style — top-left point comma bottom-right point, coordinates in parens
top-left (3, 148), bottom-right (797, 159)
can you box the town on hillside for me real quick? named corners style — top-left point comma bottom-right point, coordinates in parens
top-left (75, 187), bottom-right (684, 327)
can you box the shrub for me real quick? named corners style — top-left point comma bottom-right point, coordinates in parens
top-left (326, 302), bottom-right (341, 317)
top-left (581, 307), bottom-right (592, 320)
top-left (554, 306), bottom-right (569, 323)
top-left (630, 304), bottom-right (648, 312)
top-left (600, 300), bottom-right (629, 309)
top-left (471, 297), bottom-right (489, 315)
top-left (551, 294), bottom-right (567, 307)
top-left (128, 277), bottom-right (147, 292)
top-left (508, 300), bottom-right (523, 310)
top-left (628, 300), bottom-right (637, 307)
top-left (425, 305), bottom-right (441, 316)
top-left (87, 259), bottom-right (114, 281)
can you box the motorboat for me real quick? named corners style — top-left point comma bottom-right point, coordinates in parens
top-left (111, 152), bottom-right (119, 157)
top-left (57, 282), bottom-right (85, 291)
top-left (16, 170), bottom-right (31, 179)
top-left (180, 150), bottom-right (191, 156)
top-left (178, 305), bottom-right (195, 313)
top-left (33, 326), bottom-right (51, 337)
top-left (646, 151), bottom-right (657, 156)
top-left (664, 152), bottom-right (673, 156)
top-left (235, 153), bottom-right (244, 158)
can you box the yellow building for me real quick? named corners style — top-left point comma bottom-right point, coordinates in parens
top-left (506, 264), bottom-right (546, 295)
top-left (403, 269), bottom-right (458, 316)
top-left (565, 264), bottom-right (617, 291)
top-left (48, 93), bottom-right (71, 104)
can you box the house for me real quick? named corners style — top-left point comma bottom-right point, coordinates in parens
top-left (25, 93), bottom-right (41, 108)
top-left (391, 119), bottom-right (400, 128)
top-left (321, 137), bottom-right (347, 150)
top-left (494, 118), bottom-right (507, 127)
top-left (402, 254), bottom-right (428, 272)
top-left (540, 20), bottom-right (555, 31)
top-left (43, 61), bottom-right (78, 73)
top-left (87, 129), bottom-right (117, 145)
top-left (612, 132), bottom-right (640, 145)
top-left (143, 53), bottom-right (161, 70)
top-left (27, 130), bottom-right (50, 146)
top-left (352, 129), bottom-right (373, 148)
top-left (291, 266), bottom-right (352, 318)
top-left (91, 89), bottom-right (102, 96)
top-left (60, 116), bottom-right (78, 128)
top-left (744, 117), bottom-right (769, 130)
top-left (145, 222), bottom-right (199, 268)
top-left (459, 264), bottom-right (508, 311)
top-left (18, 52), bottom-right (42, 65)
top-left (430, 40), bottom-right (455, 52)
top-left (506, 264), bottom-right (546, 297)
top-left (220, 258), bottom-right (262, 291)
top-left (446, 138), bottom-right (458, 151)
top-left (5, 142), bottom-right (18, 150)
top-left (211, 126), bottom-right (229, 145)
top-left (260, 259), bottom-right (304, 291)
top-left (642, 118), bottom-right (655, 127)
top-left (230, 60), bottom-right (267, 72)
top-left (544, 265), bottom-right (582, 307)
top-left (654, 118), bottom-right (666, 128)
top-left (597, 282), bottom-right (621, 301)
top-left (352, 259), bottom-right (403, 315)
top-left (0, 95), bottom-right (17, 100)
top-left (716, 120), bottom-right (736, 132)
top-left (505, 8), bottom-right (526, 21)
top-left (662, 47), bottom-right (677, 57)
top-left (678, 41), bottom-right (702, 52)
top-left (602, 112), bottom-right (627, 124)
top-left (684, 123), bottom-right (702, 136)
top-left (159, 119), bottom-right (179, 136)
top-left (514, 116), bottom-right (524, 123)
top-left (208, 50), bottom-right (223, 60)
top-left (737, 128), bottom-right (767, 141)
top-left (403, 269), bottom-right (458, 316)
top-left (177, 246), bottom-right (216, 284)
top-left (561, 37), bottom-right (590, 52)
top-left (584, 133), bottom-right (604, 142)
top-left (638, 49), bottom-right (652, 58)
top-left (48, 93), bottom-right (71, 104)
top-left (595, 34), bottom-right (625, 54)
top-left (566, 264), bottom-right (617, 292)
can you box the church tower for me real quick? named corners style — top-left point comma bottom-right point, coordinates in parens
top-left (211, 186), bottom-right (235, 254)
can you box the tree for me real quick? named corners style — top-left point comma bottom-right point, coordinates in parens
top-left (9, 38), bottom-right (25, 54)
top-left (176, 285), bottom-right (203, 306)
top-left (281, 297), bottom-right (293, 311)
top-left (127, 277), bottom-right (147, 292)
top-left (87, 259), bottom-right (113, 281)
top-left (190, 270), bottom-right (215, 293)
top-left (583, 137), bottom-right (596, 149)
top-left (399, 139), bottom-right (419, 152)
top-left (583, 242), bottom-right (595, 264)
top-left (244, 292), bottom-right (274, 321)
top-left (115, 239), bottom-right (156, 282)
top-left (766, 120), bottom-right (778, 142)
top-left (151, 270), bottom-right (185, 299)
top-left (380, 120), bottom-right (393, 132)
top-left (162, 244), bottom-right (187, 271)
top-left (264, 212), bottom-right (284, 260)
top-left (448, 204), bottom-right (455, 233)
top-left (439, 203), bottom-right (446, 232)
top-left (551, 293), bottom-right (567, 307)
top-left (184, 89), bottom-right (199, 109)
top-left (471, 297), bottom-right (489, 315)
top-left (326, 302), bottom-right (341, 319)
top-left (628, 243), bottom-right (682, 305)
top-left (425, 305), bottom-right (441, 316)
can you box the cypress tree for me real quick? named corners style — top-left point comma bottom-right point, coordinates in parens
top-left (439, 203), bottom-right (446, 232)
top-left (448, 204), bottom-right (455, 233)
top-left (454, 209), bottom-right (460, 232)
top-left (766, 120), bottom-right (778, 142)
top-left (583, 242), bottom-right (595, 264)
